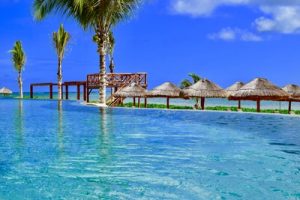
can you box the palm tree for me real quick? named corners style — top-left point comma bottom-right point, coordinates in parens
top-left (34, 0), bottom-right (140, 105)
top-left (10, 41), bottom-right (26, 99)
top-left (53, 24), bottom-right (71, 100)
top-left (180, 73), bottom-right (201, 108)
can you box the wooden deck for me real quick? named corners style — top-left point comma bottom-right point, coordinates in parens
top-left (30, 72), bottom-right (148, 103)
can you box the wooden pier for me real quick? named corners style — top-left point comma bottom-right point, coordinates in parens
top-left (30, 72), bottom-right (147, 103)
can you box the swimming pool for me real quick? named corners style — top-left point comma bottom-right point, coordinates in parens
top-left (0, 99), bottom-right (299, 199)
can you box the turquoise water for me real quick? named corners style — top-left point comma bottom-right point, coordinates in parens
top-left (0, 98), bottom-right (300, 199)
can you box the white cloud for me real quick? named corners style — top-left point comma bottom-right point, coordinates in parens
top-left (208, 27), bottom-right (262, 41)
top-left (171, 0), bottom-right (300, 34)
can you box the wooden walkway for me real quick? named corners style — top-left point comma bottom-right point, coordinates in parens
top-left (30, 73), bottom-right (147, 103)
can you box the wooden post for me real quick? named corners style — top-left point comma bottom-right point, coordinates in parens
top-left (238, 100), bottom-right (241, 109)
top-left (77, 84), bottom-right (80, 100)
top-left (30, 85), bottom-right (33, 99)
top-left (288, 100), bottom-right (292, 114)
top-left (65, 85), bottom-right (69, 100)
top-left (144, 98), bottom-right (147, 108)
top-left (133, 97), bottom-right (136, 106)
top-left (50, 84), bottom-right (53, 99)
top-left (87, 88), bottom-right (90, 103)
top-left (167, 97), bottom-right (170, 109)
top-left (257, 100), bottom-right (261, 112)
top-left (138, 97), bottom-right (141, 108)
top-left (83, 84), bottom-right (87, 101)
top-left (201, 97), bottom-right (205, 110)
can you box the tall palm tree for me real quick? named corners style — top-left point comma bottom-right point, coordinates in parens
top-left (34, 0), bottom-right (140, 105)
top-left (180, 73), bottom-right (201, 108)
top-left (108, 31), bottom-right (115, 74)
top-left (53, 24), bottom-right (71, 100)
top-left (10, 41), bottom-right (26, 99)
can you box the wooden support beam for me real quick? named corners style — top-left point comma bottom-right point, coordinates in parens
top-left (257, 100), bottom-right (261, 112)
top-left (138, 97), bottom-right (141, 108)
top-left (144, 98), bottom-right (147, 108)
top-left (167, 97), bottom-right (170, 109)
top-left (49, 84), bottom-right (53, 99)
top-left (87, 88), bottom-right (90, 103)
top-left (83, 84), bottom-right (87, 101)
top-left (77, 84), bottom-right (80, 100)
top-left (201, 97), bottom-right (205, 110)
top-left (30, 85), bottom-right (33, 99)
top-left (238, 100), bottom-right (241, 109)
top-left (133, 97), bottom-right (136, 106)
top-left (65, 85), bottom-right (69, 100)
top-left (288, 100), bottom-right (292, 114)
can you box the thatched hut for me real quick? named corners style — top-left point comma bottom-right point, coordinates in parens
top-left (226, 82), bottom-right (244, 109)
top-left (0, 87), bottom-right (12, 96)
top-left (282, 84), bottom-right (300, 113)
top-left (229, 78), bottom-right (289, 112)
top-left (114, 83), bottom-right (147, 107)
top-left (183, 79), bottom-right (227, 110)
top-left (147, 82), bottom-right (182, 109)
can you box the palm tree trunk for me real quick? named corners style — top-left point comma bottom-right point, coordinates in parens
top-left (98, 34), bottom-right (107, 105)
top-left (18, 71), bottom-right (23, 99)
top-left (57, 57), bottom-right (63, 101)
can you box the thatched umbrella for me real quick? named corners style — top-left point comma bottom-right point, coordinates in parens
top-left (183, 79), bottom-right (227, 110)
top-left (282, 84), bottom-right (300, 113)
top-left (114, 83), bottom-right (147, 107)
top-left (0, 87), bottom-right (13, 96)
top-left (226, 82), bottom-right (244, 109)
top-left (229, 78), bottom-right (289, 112)
top-left (147, 82), bottom-right (182, 109)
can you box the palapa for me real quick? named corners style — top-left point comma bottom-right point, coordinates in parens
top-left (0, 87), bottom-right (13, 95)
top-left (229, 78), bottom-right (289, 112)
top-left (147, 82), bottom-right (182, 109)
top-left (282, 84), bottom-right (300, 113)
top-left (226, 82), bottom-right (244, 109)
top-left (114, 83), bottom-right (147, 107)
top-left (183, 79), bottom-right (227, 110)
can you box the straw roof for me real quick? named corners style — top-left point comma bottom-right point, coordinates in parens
top-left (0, 87), bottom-right (12, 94)
top-left (147, 82), bottom-right (181, 97)
top-left (114, 83), bottom-right (146, 97)
top-left (183, 79), bottom-right (227, 98)
top-left (282, 84), bottom-right (300, 98)
top-left (229, 78), bottom-right (289, 101)
top-left (226, 82), bottom-right (244, 96)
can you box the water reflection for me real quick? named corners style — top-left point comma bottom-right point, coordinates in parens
top-left (98, 108), bottom-right (113, 160)
top-left (14, 100), bottom-right (24, 159)
top-left (57, 100), bottom-right (64, 157)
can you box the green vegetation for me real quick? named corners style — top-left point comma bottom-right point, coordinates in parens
top-left (180, 73), bottom-right (201, 108)
top-left (10, 41), bottom-right (26, 99)
top-left (117, 102), bottom-right (299, 115)
top-left (53, 24), bottom-right (71, 101)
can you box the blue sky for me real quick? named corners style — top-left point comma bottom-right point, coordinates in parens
top-left (1, 0), bottom-right (300, 92)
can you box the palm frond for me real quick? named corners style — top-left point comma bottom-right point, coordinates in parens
top-left (9, 41), bottom-right (26, 72)
top-left (53, 24), bottom-right (71, 59)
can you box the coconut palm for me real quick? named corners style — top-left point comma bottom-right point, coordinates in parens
top-left (53, 24), bottom-right (71, 100)
top-left (108, 31), bottom-right (115, 74)
top-left (34, 0), bottom-right (140, 105)
top-left (180, 73), bottom-right (201, 108)
top-left (10, 41), bottom-right (26, 99)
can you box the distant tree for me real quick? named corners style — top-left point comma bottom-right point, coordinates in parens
top-left (10, 41), bottom-right (26, 99)
top-left (180, 73), bottom-right (201, 108)
top-left (53, 24), bottom-right (71, 100)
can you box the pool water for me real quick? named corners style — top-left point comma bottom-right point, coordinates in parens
top-left (0, 99), bottom-right (299, 199)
